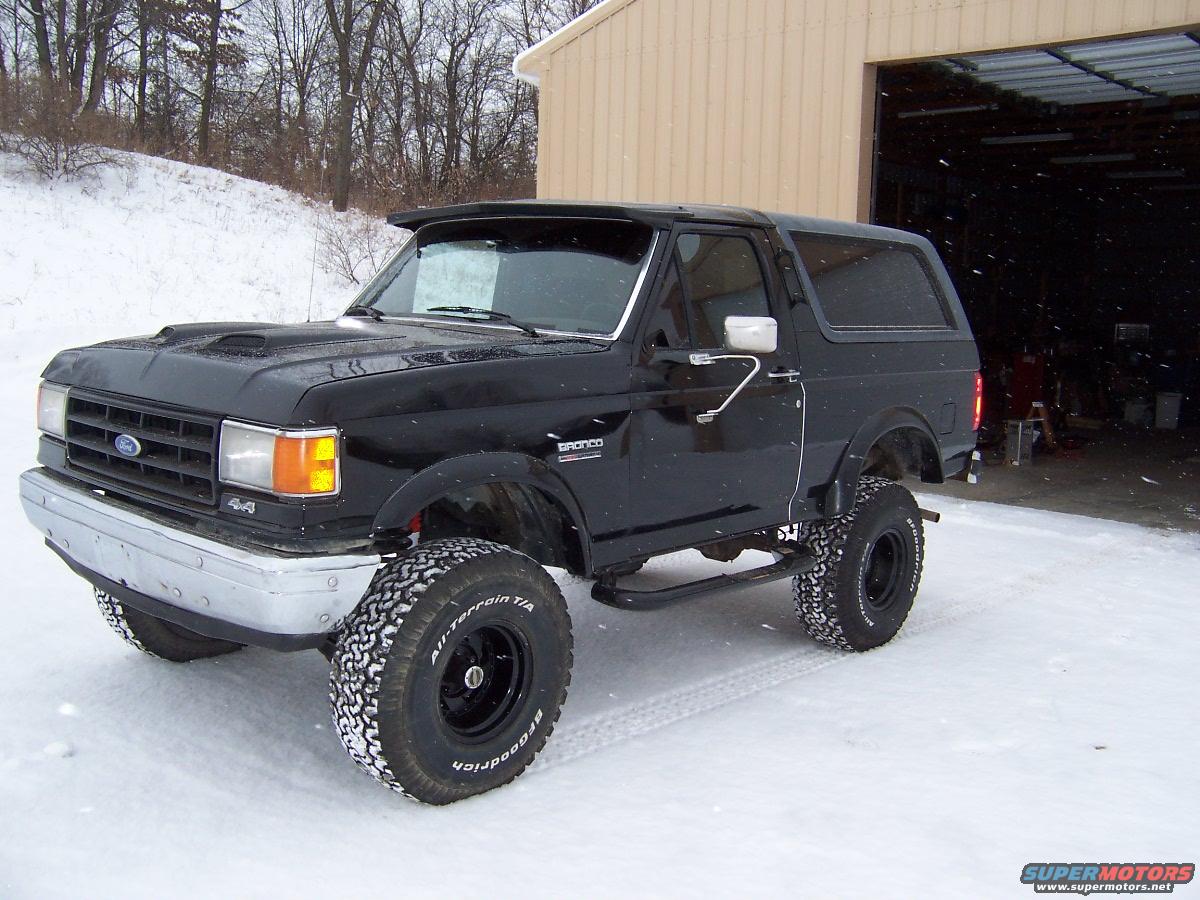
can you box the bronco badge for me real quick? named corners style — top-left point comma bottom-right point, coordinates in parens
top-left (557, 438), bottom-right (603, 463)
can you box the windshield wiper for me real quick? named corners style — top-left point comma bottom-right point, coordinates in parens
top-left (425, 306), bottom-right (541, 337)
top-left (343, 304), bottom-right (383, 321)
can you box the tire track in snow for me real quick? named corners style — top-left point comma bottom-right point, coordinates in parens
top-left (535, 533), bottom-right (1127, 770)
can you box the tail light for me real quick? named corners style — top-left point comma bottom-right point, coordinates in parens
top-left (972, 371), bottom-right (983, 432)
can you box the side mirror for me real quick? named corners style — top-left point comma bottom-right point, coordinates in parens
top-left (724, 315), bottom-right (778, 354)
top-left (688, 320), bottom-right (777, 423)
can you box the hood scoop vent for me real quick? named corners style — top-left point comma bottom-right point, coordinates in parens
top-left (209, 333), bottom-right (268, 353)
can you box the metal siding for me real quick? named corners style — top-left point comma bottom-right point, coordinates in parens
top-left (797, 1), bottom-right (824, 211)
top-left (589, 19), bottom-right (608, 198)
top-left (531, 0), bottom-right (1200, 218)
top-left (684, 0), bottom-right (711, 202)
top-left (538, 52), bottom-right (565, 197)
top-left (562, 38), bottom-right (581, 199)
top-left (705, 0), bottom-right (728, 200)
top-left (778, 0), bottom-right (807, 210)
top-left (609, 11), bottom-right (629, 200)
top-left (652, 0), bottom-right (674, 202)
top-left (759, 0), bottom-right (787, 208)
top-left (842, 0), bottom-right (872, 212)
top-left (577, 34), bottom-right (595, 198)
top-left (958, 0), bottom-right (986, 49)
top-left (817, 0), bottom-right (844, 215)
top-left (744, 0), bottom-right (769, 205)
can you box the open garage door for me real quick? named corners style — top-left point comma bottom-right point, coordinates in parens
top-left (874, 32), bottom-right (1200, 529)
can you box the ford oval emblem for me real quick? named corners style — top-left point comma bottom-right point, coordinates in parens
top-left (114, 434), bottom-right (143, 457)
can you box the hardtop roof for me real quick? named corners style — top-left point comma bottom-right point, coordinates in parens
top-left (385, 200), bottom-right (927, 247)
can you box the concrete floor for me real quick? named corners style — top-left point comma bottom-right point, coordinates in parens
top-left (922, 425), bottom-right (1200, 532)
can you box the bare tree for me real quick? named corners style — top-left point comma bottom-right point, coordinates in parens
top-left (82, 0), bottom-right (121, 111)
top-left (251, 0), bottom-right (329, 178)
top-left (132, 0), bottom-right (150, 137)
top-left (508, 0), bottom-right (593, 46)
top-left (9, 0), bottom-right (125, 109)
top-left (323, 0), bottom-right (383, 210)
top-left (22, 0), bottom-right (55, 77)
top-left (169, 0), bottom-right (248, 159)
top-left (195, 0), bottom-right (223, 155)
top-left (1, 0), bottom-right (600, 206)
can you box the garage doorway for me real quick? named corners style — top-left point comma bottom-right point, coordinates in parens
top-left (872, 33), bottom-right (1200, 529)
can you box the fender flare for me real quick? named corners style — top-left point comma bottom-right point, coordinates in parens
top-left (371, 452), bottom-right (594, 572)
top-left (824, 408), bottom-right (944, 516)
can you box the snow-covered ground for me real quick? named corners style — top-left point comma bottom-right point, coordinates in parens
top-left (2, 152), bottom-right (1198, 898)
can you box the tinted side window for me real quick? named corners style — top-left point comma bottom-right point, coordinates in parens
top-left (676, 233), bottom-right (771, 347)
top-left (791, 235), bottom-right (950, 330)
top-left (642, 256), bottom-right (691, 349)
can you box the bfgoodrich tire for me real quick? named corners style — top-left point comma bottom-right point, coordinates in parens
top-left (94, 588), bottom-right (244, 662)
top-left (793, 476), bottom-right (924, 651)
top-left (329, 538), bottom-right (573, 804)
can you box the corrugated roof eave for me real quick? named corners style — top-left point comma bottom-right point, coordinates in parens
top-left (512, 0), bottom-right (640, 87)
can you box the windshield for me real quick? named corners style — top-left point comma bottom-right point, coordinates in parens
top-left (352, 217), bottom-right (655, 336)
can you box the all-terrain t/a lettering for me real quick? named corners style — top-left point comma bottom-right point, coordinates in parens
top-left (431, 594), bottom-right (536, 664)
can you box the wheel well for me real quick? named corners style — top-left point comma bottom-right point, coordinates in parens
top-left (861, 427), bottom-right (942, 484)
top-left (402, 482), bottom-right (587, 576)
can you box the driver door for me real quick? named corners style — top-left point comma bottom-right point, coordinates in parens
top-left (624, 225), bottom-right (805, 555)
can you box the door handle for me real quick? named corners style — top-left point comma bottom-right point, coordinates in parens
top-left (768, 370), bottom-right (801, 383)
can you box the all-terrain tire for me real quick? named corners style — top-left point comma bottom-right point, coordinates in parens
top-left (793, 476), bottom-right (924, 651)
top-left (329, 538), bottom-right (573, 804)
top-left (94, 588), bottom-right (244, 662)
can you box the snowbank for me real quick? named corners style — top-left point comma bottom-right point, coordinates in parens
top-left (1, 151), bottom-right (1197, 897)
top-left (0, 149), bottom-right (392, 340)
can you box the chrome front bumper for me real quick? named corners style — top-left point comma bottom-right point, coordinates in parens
top-left (19, 468), bottom-right (380, 643)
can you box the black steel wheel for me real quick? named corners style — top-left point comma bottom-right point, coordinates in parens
top-left (793, 476), bottom-right (924, 651)
top-left (329, 538), bottom-right (573, 804)
top-left (438, 623), bottom-right (531, 742)
top-left (862, 528), bottom-right (911, 613)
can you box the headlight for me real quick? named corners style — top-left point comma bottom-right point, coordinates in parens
top-left (37, 382), bottom-right (68, 438)
top-left (219, 421), bottom-right (340, 497)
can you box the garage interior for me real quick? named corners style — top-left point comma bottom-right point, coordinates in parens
top-left (873, 33), bottom-right (1200, 529)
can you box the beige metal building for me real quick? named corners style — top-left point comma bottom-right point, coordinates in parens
top-left (514, 0), bottom-right (1200, 221)
top-left (514, 0), bottom-right (1200, 459)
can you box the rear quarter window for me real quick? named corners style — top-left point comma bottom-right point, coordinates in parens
top-left (790, 234), bottom-right (952, 331)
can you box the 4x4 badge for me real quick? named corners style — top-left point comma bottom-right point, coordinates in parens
top-left (226, 497), bottom-right (256, 514)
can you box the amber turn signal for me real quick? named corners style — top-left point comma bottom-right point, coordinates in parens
top-left (273, 433), bottom-right (339, 495)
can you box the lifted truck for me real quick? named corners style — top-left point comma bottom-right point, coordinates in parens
top-left (20, 201), bottom-right (980, 804)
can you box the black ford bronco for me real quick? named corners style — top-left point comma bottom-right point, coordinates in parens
top-left (21, 201), bottom-right (980, 803)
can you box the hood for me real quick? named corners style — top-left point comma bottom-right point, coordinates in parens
top-left (42, 318), bottom-right (606, 423)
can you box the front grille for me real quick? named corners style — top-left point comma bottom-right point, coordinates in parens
top-left (65, 391), bottom-right (219, 505)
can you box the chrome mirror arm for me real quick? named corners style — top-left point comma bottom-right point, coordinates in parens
top-left (689, 352), bottom-right (763, 424)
